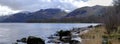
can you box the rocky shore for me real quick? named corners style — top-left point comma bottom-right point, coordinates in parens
top-left (14, 24), bottom-right (101, 44)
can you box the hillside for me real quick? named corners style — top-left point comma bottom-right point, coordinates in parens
top-left (1, 8), bottom-right (67, 22)
top-left (0, 5), bottom-right (108, 23)
top-left (66, 5), bottom-right (106, 18)
top-left (81, 26), bottom-right (120, 44)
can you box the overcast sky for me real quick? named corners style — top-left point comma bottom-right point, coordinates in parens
top-left (0, 0), bottom-right (113, 15)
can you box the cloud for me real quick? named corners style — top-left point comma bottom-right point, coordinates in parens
top-left (87, 0), bottom-right (113, 6)
top-left (0, 0), bottom-right (39, 11)
top-left (0, 0), bottom-right (113, 15)
top-left (0, 5), bottom-right (20, 15)
top-left (82, 0), bottom-right (89, 2)
top-left (70, 0), bottom-right (113, 8)
top-left (0, 0), bottom-right (112, 11)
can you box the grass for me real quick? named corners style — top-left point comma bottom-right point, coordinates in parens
top-left (80, 26), bottom-right (120, 44)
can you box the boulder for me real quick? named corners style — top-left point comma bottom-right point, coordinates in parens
top-left (27, 36), bottom-right (45, 44)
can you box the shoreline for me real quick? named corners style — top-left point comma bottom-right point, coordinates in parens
top-left (13, 23), bottom-right (101, 44)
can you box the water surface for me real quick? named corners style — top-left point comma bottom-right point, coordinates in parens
top-left (0, 23), bottom-right (99, 44)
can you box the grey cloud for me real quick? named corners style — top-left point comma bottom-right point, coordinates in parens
top-left (82, 0), bottom-right (88, 2)
top-left (0, 0), bottom-right (88, 11)
top-left (0, 0), bottom-right (39, 10)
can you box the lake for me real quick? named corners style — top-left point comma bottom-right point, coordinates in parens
top-left (0, 23), bottom-right (99, 44)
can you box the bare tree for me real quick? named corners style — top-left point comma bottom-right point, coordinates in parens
top-left (104, 0), bottom-right (120, 34)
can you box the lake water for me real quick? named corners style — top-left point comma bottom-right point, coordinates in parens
top-left (0, 23), bottom-right (99, 44)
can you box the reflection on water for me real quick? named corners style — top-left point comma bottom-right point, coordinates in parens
top-left (0, 23), bottom-right (99, 44)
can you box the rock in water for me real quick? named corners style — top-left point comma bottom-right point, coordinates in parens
top-left (27, 36), bottom-right (45, 44)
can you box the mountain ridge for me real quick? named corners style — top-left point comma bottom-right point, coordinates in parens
top-left (0, 5), bottom-right (108, 23)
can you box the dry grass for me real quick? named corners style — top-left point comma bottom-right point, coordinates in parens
top-left (110, 39), bottom-right (120, 44)
top-left (80, 26), bottom-right (120, 44)
top-left (81, 26), bottom-right (106, 44)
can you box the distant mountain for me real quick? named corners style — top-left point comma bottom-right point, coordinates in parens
top-left (2, 12), bottom-right (32, 22)
top-left (1, 8), bottom-right (67, 22)
top-left (66, 5), bottom-right (106, 18)
top-left (0, 5), bottom-right (109, 22)
top-left (28, 8), bottom-right (67, 20)
top-left (0, 16), bottom-right (9, 22)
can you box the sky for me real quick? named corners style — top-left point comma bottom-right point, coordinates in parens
top-left (0, 0), bottom-right (113, 15)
